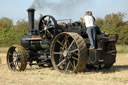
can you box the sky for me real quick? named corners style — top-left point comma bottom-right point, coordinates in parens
top-left (0, 0), bottom-right (128, 24)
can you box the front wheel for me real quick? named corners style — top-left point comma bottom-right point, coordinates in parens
top-left (7, 45), bottom-right (27, 71)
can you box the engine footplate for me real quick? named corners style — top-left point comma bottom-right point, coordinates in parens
top-left (89, 48), bottom-right (102, 64)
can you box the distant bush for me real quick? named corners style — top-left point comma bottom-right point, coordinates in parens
top-left (0, 18), bottom-right (28, 47)
top-left (0, 12), bottom-right (128, 47)
top-left (96, 12), bottom-right (128, 45)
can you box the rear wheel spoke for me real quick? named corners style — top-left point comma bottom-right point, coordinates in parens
top-left (64, 35), bottom-right (69, 49)
top-left (57, 40), bottom-right (64, 47)
top-left (69, 61), bottom-right (74, 70)
top-left (73, 52), bottom-right (78, 56)
top-left (68, 40), bottom-right (75, 50)
top-left (73, 61), bottom-right (76, 69)
top-left (72, 57), bottom-right (78, 61)
top-left (57, 59), bottom-right (66, 67)
top-left (53, 52), bottom-right (63, 55)
top-left (71, 48), bottom-right (79, 53)
top-left (65, 61), bottom-right (70, 72)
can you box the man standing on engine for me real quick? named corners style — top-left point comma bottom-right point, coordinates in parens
top-left (83, 11), bottom-right (96, 49)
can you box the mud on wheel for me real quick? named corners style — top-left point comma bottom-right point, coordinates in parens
top-left (50, 32), bottom-right (88, 73)
top-left (7, 45), bottom-right (27, 71)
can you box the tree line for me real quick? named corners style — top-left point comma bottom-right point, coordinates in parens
top-left (0, 12), bottom-right (128, 47)
top-left (96, 12), bottom-right (128, 45)
top-left (0, 18), bottom-right (28, 47)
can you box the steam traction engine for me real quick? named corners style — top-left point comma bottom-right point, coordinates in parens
top-left (7, 8), bottom-right (118, 73)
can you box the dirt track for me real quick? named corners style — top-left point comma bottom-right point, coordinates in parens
top-left (0, 54), bottom-right (128, 85)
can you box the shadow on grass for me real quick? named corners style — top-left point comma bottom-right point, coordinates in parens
top-left (23, 65), bottom-right (128, 74)
top-left (109, 65), bottom-right (128, 72)
top-left (25, 66), bottom-right (53, 71)
top-left (84, 65), bottom-right (128, 73)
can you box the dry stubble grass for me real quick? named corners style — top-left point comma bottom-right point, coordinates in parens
top-left (0, 47), bottom-right (8, 53)
top-left (0, 57), bottom-right (1, 64)
top-left (117, 45), bottom-right (128, 54)
top-left (0, 47), bottom-right (128, 85)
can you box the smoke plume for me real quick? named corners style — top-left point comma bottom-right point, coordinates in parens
top-left (31, 0), bottom-right (92, 20)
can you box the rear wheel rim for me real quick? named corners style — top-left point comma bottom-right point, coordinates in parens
top-left (50, 32), bottom-right (88, 73)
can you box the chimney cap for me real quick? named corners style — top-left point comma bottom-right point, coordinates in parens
top-left (27, 8), bottom-right (35, 12)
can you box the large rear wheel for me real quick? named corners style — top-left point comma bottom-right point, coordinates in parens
top-left (50, 32), bottom-right (88, 73)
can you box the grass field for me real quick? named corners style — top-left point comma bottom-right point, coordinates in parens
top-left (0, 45), bottom-right (128, 85)
top-left (0, 47), bottom-right (8, 53)
top-left (117, 45), bottom-right (128, 54)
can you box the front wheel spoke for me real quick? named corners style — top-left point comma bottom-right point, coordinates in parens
top-left (16, 61), bottom-right (21, 69)
top-left (13, 61), bottom-right (17, 69)
top-left (9, 53), bottom-right (13, 57)
top-left (10, 61), bottom-right (16, 70)
top-left (13, 56), bottom-right (18, 62)
top-left (57, 59), bottom-right (66, 67)
top-left (68, 40), bottom-right (75, 50)
top-left (9, 61), bottom-right (14, 66)
top-left (71, 48), bottom-right (79, 53)
top-left (14, 49), bottom-right (18, 53)
top-left (17, 62), bottom-right (21, 69)
top-left (14, 48), bottom-right (17, 52)
top-left (15, 62), bottom-right (19, 68)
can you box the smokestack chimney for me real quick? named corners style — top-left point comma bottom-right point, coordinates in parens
top-left (27, 8), bottom-right (35, 35)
